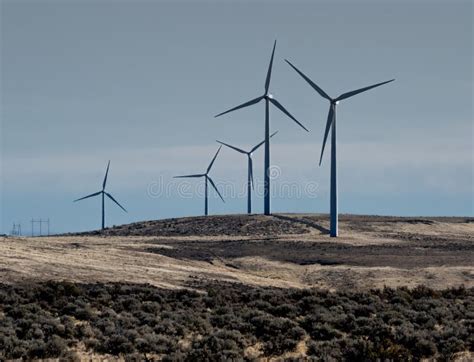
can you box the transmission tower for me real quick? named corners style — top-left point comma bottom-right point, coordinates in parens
top-left (10, 223), bottom-right (22, 236)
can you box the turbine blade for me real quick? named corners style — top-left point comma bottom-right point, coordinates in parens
top-left (265, 40), bottom-right (277, 93)
top-left (249, 157), bottom-right (254, 190)
top-left (73, 191), bottom-right (102, 202)
top-left (207, 145), bottom-right (222, 173)
top-left (174, 174), bottom-right (204, 178)
top-left (319, 104), bottom-right (334, 166)
top-left (269, 98), bottom-right (309, 132)
top-left (102, 160), bottom-right (110, 190)
top-left (216, 140), bottom-right (246, 154)
top-left (336, 79), bottom-right (395, 101)
top-left (105, 192), bottom-right (127, 213)
top-left (250, 130), bottom-right (278, 153)
top-left (285, 60), bottom-right (331, 101)
top-left (214, 96), bottom-right (264, 118)
top-left (207, 176), bottom-right (225, 203)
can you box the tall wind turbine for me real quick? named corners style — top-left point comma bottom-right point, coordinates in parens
top-left (217, 131), bottom-right (278, 214)
top-left (285, 59), bottom-right (394, 237)
top-left (74, 161), bottom-right (127, 230)
top-left (215, 40), bottom-right (308, 215)
top-left (174, 146), bottom-right (225, 216)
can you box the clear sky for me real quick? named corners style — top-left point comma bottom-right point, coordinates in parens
top-left (1, 0), bottom-right (473, 234)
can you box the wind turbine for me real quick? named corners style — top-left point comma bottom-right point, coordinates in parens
top-left (74, 161), bottom-right (127, 230)
top-left (285, 59), bottom-right (394, 237)
top-left (215, 40), bottom-right (308, 215)
top-left (217, 131), bottom-right (278, 214)
top-left (174, 146), bottom-right (225, 216)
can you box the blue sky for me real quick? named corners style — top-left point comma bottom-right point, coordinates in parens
top-left (1, 0), bottom-right (472, 234)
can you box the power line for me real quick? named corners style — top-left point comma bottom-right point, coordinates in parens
top-left (30, 218), bottom-right (50, 236)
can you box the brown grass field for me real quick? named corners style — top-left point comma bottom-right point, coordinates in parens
top-left (2, 214), bottom-right (473, 290)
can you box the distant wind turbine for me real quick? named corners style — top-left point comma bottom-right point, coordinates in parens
top-left (217, 131), bottom-right (278, 214)
top-left (174, 146), bottom-right (225, 216)
top-left (285, 59), bottom-right (394, 237)
top-left (215, 40), bottom-right (308, 215)
top-left (74, 161), bottom-right (127, 230)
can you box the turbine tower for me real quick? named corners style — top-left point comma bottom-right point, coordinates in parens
top-left (174, 146), bottom-right (225, 216)
top-left (217, 131), bottom-right (278, 214)
top-left (285, 59), bottom-right (394, 237)
top-left (215, 40), bottom-right (308, 215)
top-left (74, 161), bottom-right (127, 230)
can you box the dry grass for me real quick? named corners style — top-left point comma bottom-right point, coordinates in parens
top-left (1, 214), bottom-right (472, 290)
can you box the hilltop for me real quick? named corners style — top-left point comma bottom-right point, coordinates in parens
top-left (69, 213), bottom-right (472, 238)
top-left (3, 213), bottom-right (473, 290)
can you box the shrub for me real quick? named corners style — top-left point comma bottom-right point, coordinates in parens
top-left (0, 280), bottom-right (471, 360)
